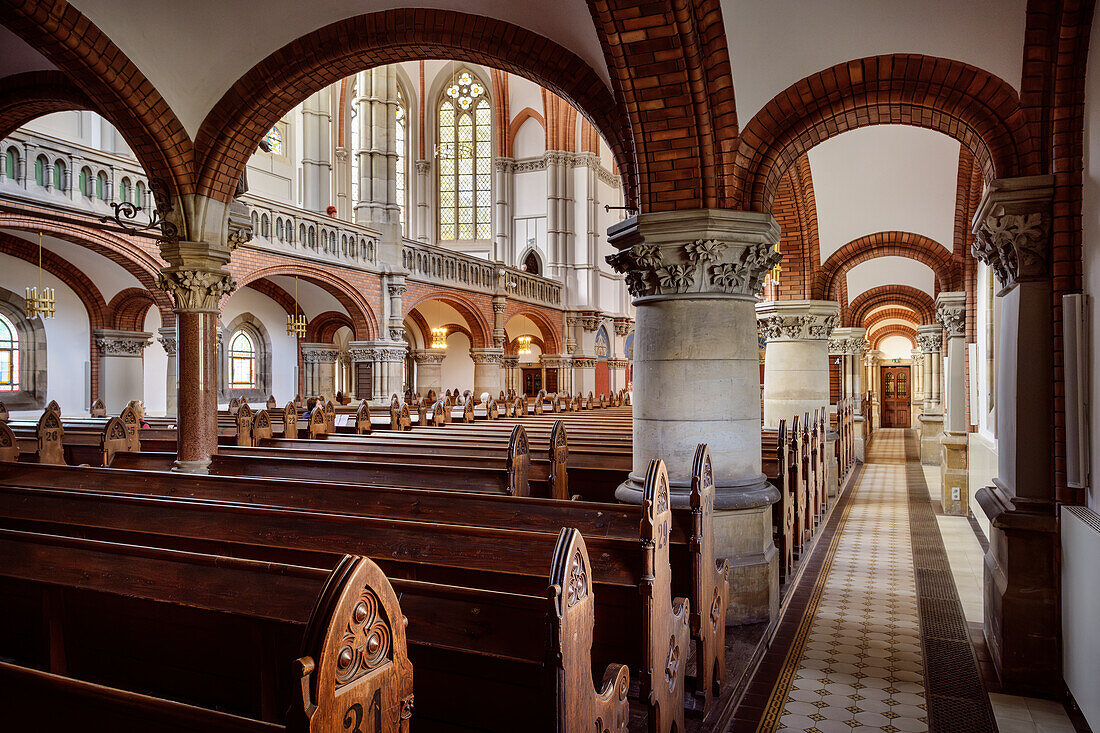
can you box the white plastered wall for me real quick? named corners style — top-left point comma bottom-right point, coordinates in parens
top-left (220, 287), bottom-right (300, 402)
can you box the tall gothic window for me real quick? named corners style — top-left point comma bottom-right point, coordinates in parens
top-left (0, 314), bottom-right (18, 391)
top-left (228, 330), bottom-right (257, 388)
top-left (396, 85), bottom-right (408, 236)
top-left (438, 70), bottom-right (491, 241)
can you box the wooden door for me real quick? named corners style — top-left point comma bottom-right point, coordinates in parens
top-left (880, 366), bottom-right (911, 427)
top-left (545, 369), bottom-right (558, 393)
top-left (595, 360), bottom-right (609, 395)
top-left (522, 368), bottom-right (542, 397)
top-left (355, 362), bottom-right (373, 401)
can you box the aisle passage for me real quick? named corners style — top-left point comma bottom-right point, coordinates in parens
top-left (737, 428), bottom-right (996, 733)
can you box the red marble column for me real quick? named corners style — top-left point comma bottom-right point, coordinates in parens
top-left (174, 310), bottom-right (219, 471)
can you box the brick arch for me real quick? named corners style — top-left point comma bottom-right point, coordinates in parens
top-left (589, 0), bottom-right (739, 211)
top-left (505, 307), bottom-right (561, 354)
top-left (506, 334), bottom-right (546, 357)
top-left (863, 307), bottom-right (920, 334)
top-left (193, 9), bottom-right (631, 206)
top-left (812, 232), bottom-right (960, 305)
top-left (307, 311), bottom-right (354, 343)
top-left (0, 2), bottom-right (194, 201)
top-left (244, 279), bottom-right (297, 316)
top-left (406, 291), bottom-right (491, 349)
top-left (234, 265), bottom-right (377, 340)
top-left (869, 324), bottom-right (917, 350)
top-left (846, 285), bottom-right (935, 328)
top-left (440, 323), bottom-right (475, 344)
top-left (405, 310), bottom-right (431, 350)
top-left (0, 214), bottom-right (173, 318)
top-left (106, 288), bottom-right (157, 332)
top-left (733, 54), bottom-right (1040, 213)
top-left (0, 71), bottom-right (93, 140)
top-left (506, 107), bottom-right (546, 157)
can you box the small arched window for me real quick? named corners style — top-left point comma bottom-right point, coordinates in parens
top-left (120, 177), bottom-right (131, 204)
top-left (299, 224), bottom-right (306, 245)
top-left (250, 211), bottom-right (259, 232)
top-left (95, 171), bottom-right (108, 201)
top-left (264, 126), bottom-right (283, 156)
top-left (53, 160), bottom-right (66, 192)
top-left (261, 214), bottom-right (270, 238)
top-left (34, 156), bottom-right (47, 187)
top-left (228, 330), bottom-right (256, 388)
top-left (276, 218), bottom-right (284, 241)
top-left (522, 250), bottom-right (541, 276)
top-left (135, 180), bottom-right (145, 210)
top-left (308, 227), bottom-right (316, 248)
top-left (79, 167), bottom-right (92, 197)
top-left (0, 313), bottom-right (18, 391)
top-left (4, 148), bottom-right (19, 181)
top-left (437, 70), bottom-right (491, 240)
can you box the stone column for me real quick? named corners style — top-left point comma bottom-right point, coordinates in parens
top-left (917, 325), bottom-right (944, 464)
top-left (606, 209), bottom-right (782, 624)
top-left (94, 329), bottom-right (153, 414)
top-left (158, 326), bottom-right (178, 417)
top-left (910, 349), bottom-right (924, 428)
top-left (937, 292), bottom-right (969, 515)
top-left (376, 344), bottom-right (408, 401)
top-left (493, 159), bottom-right (514, 263)
top-left (492, 297), bottom-right (507, 349)
top-left (756, 300), bottom-right (840, 427)
top-left (470, 348), bottom-right (504, 398)
top-left (970, 176), bottom-right (1058, 693)
top-left (300, 344), bottom-right (339, 398)
top-left (301, 90), bottom-right (332, 213)
top-left (500, 356), bottom-right (519, 395)
top-left (347, 345), bottom-right (376, 400)
top-left (415, 160), bottom-right (430, 243)
top-left (413, 350), bottom-right (445, 394)
top-left (831, 327), bottom-right (867, 461)
top-left (157, 265), bottom-right (235, 473)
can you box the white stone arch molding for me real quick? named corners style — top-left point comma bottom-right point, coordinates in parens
top-left (220, 312), bottom-right (273, 402)
top-left (0, 285), bottom-right (46, 409)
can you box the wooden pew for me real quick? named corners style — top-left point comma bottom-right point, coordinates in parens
top-left (761, 420), bottom-right (794, 581)
top-left (0, 531), bottom-right (413, 732)
top-left (0, 469), bottom-right (681, 727)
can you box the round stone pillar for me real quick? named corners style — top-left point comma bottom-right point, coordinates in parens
top-left (470, 348), bottom-right (504, 397)
top-left (917, 325), bottom-right (944, 464)
top-left (156, 265), bottom-right (235, 473)
top-left (756, 300), bottom-right (839, 428)
top-left (607, 209), bottom-right (782, 624)
top-left (413, 350), bottom-right (446, 395)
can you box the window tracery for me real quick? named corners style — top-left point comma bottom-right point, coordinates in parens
top-left (228, 330), bottom-right (257, 388)
top-left (438, 70), bottom-right (491, 241)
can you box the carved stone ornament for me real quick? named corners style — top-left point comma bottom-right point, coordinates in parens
top-left (500, 356), bottom-right (520, 369)
top-left (158, 333), bottom-right (177, 357)
top-left (828, 337), bottom-right (846, 354)
top-left (758, 313), bottom-right (839, 342)
top-left (608, 359), bottom-right (630, 369)
top-left (846, 338), bottom-right (869, 355)
top-left (579, 312), bottom-right (602, 332)
top-left (972, 212), bottom-right (1048, 288)
top-left (607, 238), bottom-right (781, 299)
top-left (492, 301), bottom-right (507, 314)
top-left (387, 284), bottom-right (407, 298)
top-left (936, 303), bottom-right (966, 337)
top-left (301, 348), bottom-right (340, 364)
top-left (156, 269), bottom-right (237, 312)
top-left (469, 350), bottom-right (504, 365)
top-left (95, 330), bottom-right (153, 357)
top-left (415, 159), bottom-right (431, 175)
top-left (376, 346), bottom-right (408, 363)
top-left (388, 327), bottom-right (405, 341)
top-left (413, 351), bottom-right (446, 365)
top-left (572, 358), bottom-right (598, 369)
top-left (613, 319), bottom-right (632, 336)
top-left (917, 334), bottom-right (942, 354)
top-left (347, 347), bottom-right (377, 362)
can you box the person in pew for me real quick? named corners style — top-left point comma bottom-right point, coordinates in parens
top-left (132, 400), bottom-right (151, 429)
top-left (300, 396), bottom-right (319, 422)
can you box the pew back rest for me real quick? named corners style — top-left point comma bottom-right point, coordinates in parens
top-left (284, 402), bottom-right (298, 437)
top-left (90, 398), bottom-right (106, 418)
top-left (308, 407), bottom-right (327, 438)
top-left (119, 405), bottom-right (141, 452)
top-left (252, 409), bottom-right (273, 443)
top-left (37, 409), bottom-right (65, 465)
top-left (0, 420), bottom-right (16, 461)
top-left (101, 416), bottom-right (130, 466)
top-left (236, 403), bottom-right (254, 447)
top-left (355, 402), bottom-right (372, 434)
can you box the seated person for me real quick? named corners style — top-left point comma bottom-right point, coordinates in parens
top-left (301, 396), bottom-right (319, 421)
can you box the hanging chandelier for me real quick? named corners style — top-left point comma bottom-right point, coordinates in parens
top-left (286, 276), bottom-right (306, 337)
top-left (766, 241), bottom-right (782, 286)
top-left (25, 232), bottom-right (55, 319)
top-left (431, 327), bottom-right (447, 349)
top-left (517, 335), bottom-right (532, 355)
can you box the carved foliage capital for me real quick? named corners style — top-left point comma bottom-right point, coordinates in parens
top-left (413, 351), bottom-right (446, 365)
top-left (606, 238), bottom-right (780, 299)
top-left (759, 313), bottom-right (839, 342)
top-left (301, 347), bottom-right (340, 364)
top-left (95, 331), bottom-right (153, 356)
top-left (936, 303), bottom-right (966, 337)
top-left (916, 334), bottom-right (942, 354)
top-left (470, 350), bottom-right (504, 365)
top-left (157, 268), bottom-right (237, 312)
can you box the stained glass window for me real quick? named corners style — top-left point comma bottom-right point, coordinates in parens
top-left (0, 314), bottom-right (18, 391)
top-left (34, 156), bottom-right (46, 187)
top-left (396, 85), bottom-right (407, 236)
top-left (4, 148), bottom-right (17, 180)
top-left (438, 70), bottom-right (491, 241)
top-left (53, 160), bottom-right (65, 192)
top-left (96, 171), bottom-right (108, 201)
top-left (594, 327), bottom-right (609, 358)
top-left (229, 330), bottom-right (256, 388)
top-left (79, 167), bottom-right (91, 197)
top-left (264, 126), bottom-right (283, 156)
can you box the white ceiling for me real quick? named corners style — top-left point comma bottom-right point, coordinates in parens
top-left (265, 275), bottom-right (346, 320)
top-left (810, 125), bottom-right (960, 262)
top-left (877, 334), bottom-right (916, 360)
top-left (70, 0), bottom-right (611, 138)
top-left (2, 230), bottom-right (142, 304)
top-left (724, 0), bottom-right (1027, 126)
top-left (846, 257), bottom-right (935, 302)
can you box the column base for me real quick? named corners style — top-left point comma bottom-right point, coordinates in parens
top-left (172, 459), bottom-right (211, 474)
top-left (617, 476), bottom-right (780, 625)
top-left (919, 413), bottom-right (944, 465)
top-left (853, 415), bottom-right (866, 462)
top-left (940, 431), bottom-right (969, 515)
top-left (976, 481), bottom-right (1060, 696)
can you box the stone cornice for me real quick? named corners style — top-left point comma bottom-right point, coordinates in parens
top-left (756, 300), bottom-right (841, 342)
top-left (935, 292), bottom-right (967, 337)
top-left (971, 175), bottom-right (1054, 289)
top-left (94, 329), bottom-right (153, 357)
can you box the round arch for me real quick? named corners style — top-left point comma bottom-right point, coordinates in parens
top-left (870, 324), bottom-right (918, 350)
top-left (812, 232), bottom-right (960, 303)
top-left (847, 285), bottom-right (935, 328)
top-left (406, 292), bottom-right (492, 349)
top-left (733, 53), bottom-right (1039, 213)
top-left (235, 264), bottom-right (378, 340)
top-left (505, 307), bottom-right (561, 354)
top-left (192, 9), bottom-right (631, 208)
top-left (863, 307), bottom-right (920, 334)
top-left (107, 288), bottom-right (158, 332)
top-left (307, 311), bottom-right (354, 344)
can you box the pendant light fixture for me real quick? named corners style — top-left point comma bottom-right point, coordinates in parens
top-left (25, 232), bottom-right (55, 319)
top-left (431, 327), bottom-right (447, 350)
top-left (287, 276), bottom-right (306, 337)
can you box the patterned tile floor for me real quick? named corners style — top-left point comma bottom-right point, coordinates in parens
top-left (768, 429), bottom-right (927, 733)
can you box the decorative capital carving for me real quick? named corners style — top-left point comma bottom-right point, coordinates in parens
top-left (500, 356), bottom-right (520, 369)
top-left (415, 159), bottom-right (431, 175)
top-left (756, 308), bottom-right (839, 342)
top-left (157, 329), bottom-right (177, 357)
top-left (971, 176), bottom-right (1054, 288)
top-left (375, 346), bottom-right (408, 363)
top-left (579, 312), bottom-right (602, 332)
top-left (935, 292), bottom-right (967, 337)
top-left (156, 268), bottom-right (236, 312)
top-left (608, 359), bottom-right (630, 369)
top-left (388, 284), bottom-right (407, 298)
top-left (494, 157), bottom-right (515, 173)
top-left (916, 329), bottom-right (942, 354)
top-left (347, 347), bottom-right (377, 362)
top-left (492, 301), bottom-right (507, 314)
top-left (388, 327), bottom-right (405, 341)
top-left (469, 349), bottom-right (504, 365)
top-left (301, 346), bottom-right (340, 364)
top-left (94, 330), bottom-right (153, 357)
top-left (412, 350), bottom-right (446, 365)
top-left (613, 319), bottom-right (632, 337)
top-left (572, 358), bottom-right (598, 369)
top-left (607, 237), bottom-right (781, 299)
